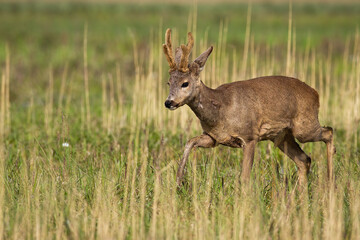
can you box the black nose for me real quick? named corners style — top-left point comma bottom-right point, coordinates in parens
top-left (165, 100), bottom-right (173, 108)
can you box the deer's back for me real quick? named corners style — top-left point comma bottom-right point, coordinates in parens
top-left (211, 76), bottom-right (320, 143)
top-left (217, 75), bottom-right (319, 110)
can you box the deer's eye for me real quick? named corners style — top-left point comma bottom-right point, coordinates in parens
top-left (181, 82), bottom-right (189, 88)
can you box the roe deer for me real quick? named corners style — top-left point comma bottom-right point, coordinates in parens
top-left (163, 29), bottom-right (335, 186)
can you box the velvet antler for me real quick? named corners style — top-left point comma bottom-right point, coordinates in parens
top-left (163, 29), bottom-right (194, 73)
top-left (179, 32), bottom-right (194, 72)
top-left (162, 29), bottom-right (176, 72)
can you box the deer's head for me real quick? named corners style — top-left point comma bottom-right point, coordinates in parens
top-left (163, 29), bottom-right (213, 110)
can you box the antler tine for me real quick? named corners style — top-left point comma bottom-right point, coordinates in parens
top-left (179, 32), bottom-right (194, 72)
top-left (162, 28), bottom-right (176, 71)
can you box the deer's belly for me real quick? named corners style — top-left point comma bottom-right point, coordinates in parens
top-left (220, 136), bottom-right (246, 148)
top-left (204, 119), bottom-right (292, 146)
top-left (205, 129), bottom-right (247, 148)
top-left (258, 121), bottom-right (292, 141)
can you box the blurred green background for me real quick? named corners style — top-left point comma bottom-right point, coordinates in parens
top-left (0, 2), bottom-right (359, 103)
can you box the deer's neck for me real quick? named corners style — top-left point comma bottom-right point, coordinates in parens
top-left (188, 81), bottom-right (221, 127)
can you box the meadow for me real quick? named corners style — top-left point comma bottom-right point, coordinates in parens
top-left (0, 2), bottom-right (359, 239)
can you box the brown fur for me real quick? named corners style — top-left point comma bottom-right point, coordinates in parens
top-left (163, 30), bottom-right (335, 187)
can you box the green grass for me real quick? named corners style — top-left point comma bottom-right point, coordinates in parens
top-left (0, 2), bottom-right (359, 239)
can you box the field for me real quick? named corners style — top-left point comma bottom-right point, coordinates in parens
top-left (0, 2), bottom-right (360, 239)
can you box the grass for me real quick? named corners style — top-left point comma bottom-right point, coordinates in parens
top-left (0, 2), bottom-right (360, 239)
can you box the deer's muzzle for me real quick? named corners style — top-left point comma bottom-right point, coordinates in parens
top-left (164, 100), bottom-right (179, 110)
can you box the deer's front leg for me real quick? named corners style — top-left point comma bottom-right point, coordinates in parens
top-left (177, 134), bottom-right (216, 186)
top-left (241, 140), bottom-right (257, 183)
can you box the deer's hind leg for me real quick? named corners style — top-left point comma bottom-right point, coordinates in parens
top-left (294, 123), bottom-right (335, 182)
top-left (306, 126), bottom-right (335, 182)
top-left (177, 134), bottom-right (216, 186)
top-left (321, 127), bottom-right (335, 181)
top-left (275, 132), bottom-right (311, 186)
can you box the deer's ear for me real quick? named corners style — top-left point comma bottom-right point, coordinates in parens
top-left (190, 46), bottom-right (213, 74)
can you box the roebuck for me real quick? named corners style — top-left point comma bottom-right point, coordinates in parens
top-left (163, 29), bottom-right (335, 186)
